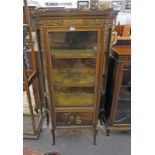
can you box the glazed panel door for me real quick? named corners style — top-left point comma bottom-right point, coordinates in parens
top-left (113, 63), bottom-right (131, 125)
top-left (49, 30), bottom-right (98, 108)
top-left (44, 27), bottom-right (102, 127)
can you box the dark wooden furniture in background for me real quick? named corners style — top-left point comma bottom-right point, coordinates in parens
top-left (114, 25), bottom-right (131, 37)
top-left (114, 37), bottom-right (131, 46)
top-left (31, 8), bottom-right (117, 144)
top-left (104, 46), bottom-right (131, 135)
top-left (122, 25), bottom-right (131, 37)
top-left (23, 0), bottom-right (44, 139)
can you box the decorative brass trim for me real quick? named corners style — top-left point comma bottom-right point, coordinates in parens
top-left (64, 19), bottom-right (83, 25)
top-left (36, 19), bottom-right (44, 26)
top-left (84, 19), bottom-right (102, 25)
top-left (45, 20), bottom-right (62, 26)
top-left (103, 19), bottom-right (112, 24)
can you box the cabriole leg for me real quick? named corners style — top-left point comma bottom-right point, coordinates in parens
top-left (51, 129), bottom-right (55, 145)
top-left (93, 128), bottom-right (98, 145)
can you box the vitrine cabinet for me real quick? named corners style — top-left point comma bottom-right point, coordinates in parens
top-left (104, 46), bottom-right (131, 135)
top-left (32, 9), bottom-right (117, 144)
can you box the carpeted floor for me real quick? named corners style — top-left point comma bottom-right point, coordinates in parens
top-left (23, 122), bottom-right (131, 155)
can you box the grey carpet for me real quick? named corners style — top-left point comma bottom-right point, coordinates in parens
top-left (23, 122), bottom-right (131, 155)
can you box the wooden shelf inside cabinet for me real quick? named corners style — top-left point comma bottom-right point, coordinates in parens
top-left (51, 49), bottom-right (96, 59)
top-left (54, 84), bottom-right (94, 88)
top-left (55, 107), bottom-right (95, 112)
top-left (52, 56), bottom-right (96, 59)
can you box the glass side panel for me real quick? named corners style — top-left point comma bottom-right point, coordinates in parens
top-left (114, 64), bottom-right (131, 124)
top-left (48, 31), bottom-right (98, 107)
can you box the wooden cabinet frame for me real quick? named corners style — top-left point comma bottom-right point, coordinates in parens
top-left (32, 9), bottom-right (117, 144)
top-left (104, 46), bottom-right (131, 135)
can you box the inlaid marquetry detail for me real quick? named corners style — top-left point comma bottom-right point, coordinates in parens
top-left (103, 19), bottom-right (113, 24)
top-left (103, 28), bottom-right (110, 50)
top-left (64, 19), bottom-right (83, 25)
top-left (84, 19), bottom-right (102, 25)
top-left (45, 19), bottom-right (62, 26)
top-left (56, 112), bottom-right (94, 126)
top-left (36, 20), bottom-right (44, 26)
top-left (38, 20), bottom-right (43, 25)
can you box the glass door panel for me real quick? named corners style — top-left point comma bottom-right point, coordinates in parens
top-left (49, 31), bottom-right (98, 58)
top-left (114, 64), bottom-right (131, 124)
top-left (48, 31), bottom-right (98, 107)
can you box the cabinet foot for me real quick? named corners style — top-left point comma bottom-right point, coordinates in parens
top-left (44, 97), bottom-right (49, 126)
top-left (51, 129), bottom-right (55, 145)
top-left (106, 128), bottom-right (110, 136)
top-left (93, 128), bottom-right (98, 145)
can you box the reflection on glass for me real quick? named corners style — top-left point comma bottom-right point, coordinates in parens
top-left (52, 58), bottom-right (96, 69)
top-left (48, 31), bottom-right (98, 107)
top-left (114, 65), bottom-right (131, 124)
top-left (55, 89), bottom-right (94, 107)
top-left (53, 68), bottom-right (95, 87)
top-left (49, 31), bottom-right (98, 58)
